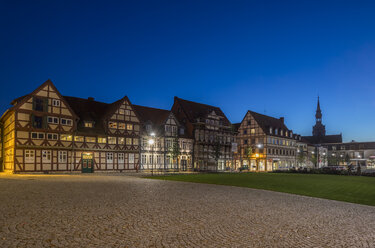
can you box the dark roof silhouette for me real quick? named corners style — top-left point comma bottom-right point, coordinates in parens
top-left (133, 105), bottom-right (170, 126)
top-left (302, 134), bottom-right (343, 145)
top-left (248, 110), bottom-right (289, 133)
top-left (174, 97), bottom-right (231, 126)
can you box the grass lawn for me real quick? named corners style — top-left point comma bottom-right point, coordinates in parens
top-left (149, 173), bottom-right (375, 206)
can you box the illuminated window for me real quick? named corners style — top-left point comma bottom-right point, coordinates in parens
top-left (108, 137), bottom-right (116, 144)
top-left (126, 124), bottom-right (133, 130)
top-left (98, 137), bottom-right (106, 143)
top-left (25, 150), bottom-right (35, 163)
top-left (84, 122), bottom-right (93, 128)
top-left (52, 99), bottom-right (60, 107)
top-left (126, 138), bottom-right (132, 145)
top-left (58, 151), bottom-right (67, 163)
top-left (118, 123), bottom-right (125, 129)
top-left (133, 138), bottom-right (139, 145)
top-left (250, 129), bottom-right (255, 134)
top-left (125, 110), bottom-right (130, 115)
top-left (118, 109), bottom-right (125, 115)
top-left (74, 136), bottom-right (84, 142)
top-left (129, 153), bottom-right (135, 163)
top-left (109, 122), bottom-right (117, 129)
top-left (118, 137), bottom-right (125, 144)
top-left (42, 150), bottom-right (51, 163)
top-left (85, 137), bottom-right (96, 143)
top-left (60, 134), bottom-right (72, 141)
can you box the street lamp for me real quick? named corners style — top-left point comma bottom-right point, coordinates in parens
top-left (148, 138), bottom-right (155, 176)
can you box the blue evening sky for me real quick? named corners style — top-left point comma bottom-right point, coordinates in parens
top-left (1, 0), bottom-right (375, 142)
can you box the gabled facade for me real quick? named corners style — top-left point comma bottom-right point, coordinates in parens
top-left (134, 105), bottom-right (193, 171)
top-left (0, 80), bottom-right (140, 173)
top-left (234, 111), bottom-right (299, 171)
top-left (171, 97), bottom-right (235, 171)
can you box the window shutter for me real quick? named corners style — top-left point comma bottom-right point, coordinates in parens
top-left (32, 97), bottom-right (36, 110)
top-left (43, 98), bottom-right (49, 112)
top-left (31, 114), bottom-right (35, 128)
top-left (43, 116), bottom-right (48, 129)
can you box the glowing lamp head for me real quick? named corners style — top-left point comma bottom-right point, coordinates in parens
top-left (150, 132), bottom-right (156, 137)
top-left (148, 139), bottom-right (155, 145)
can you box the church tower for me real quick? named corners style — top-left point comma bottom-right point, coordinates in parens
top-left (312, 97), bottom-right (326, 137)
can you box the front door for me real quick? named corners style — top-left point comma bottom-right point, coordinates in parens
top-left (82, 153), bottom-right (94, 173)
top-left (181, 160), bottom-right (187, 171)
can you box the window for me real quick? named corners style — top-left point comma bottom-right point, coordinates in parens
top-left (48, 116), bottom-right (59, 124)
top-left (129, 153), bottom-right (135, 163)
top-left (180, 128), bottom-right (185, 135)
top-left (52, 99), bottom-right (60, 107)
top-left (126, 138), bottom-right (132, 145)
top-left (31, 132), bottom-right (45, 139)
top-left (106, 152), bottom-right (113, 163)
top-left (280, 130), bottom-right (284, 136)
top-left (166, 139), bottom-right (172, 148)
top-left (32, 116), bottom-right (44, 129)
top-left (25, 150), bottom-right (35, 163)
top-left (61, 118), bottom-right (72, 126)
top-left (125, 110), bottom-right (130, 115)
top-left (118, 137), bottom-right (125, 144)
top-left (149, 155), bottom-right (153, 164)
top-left (340, 146), bottom-right (345, 150)
top-left (126, 124), bottom-right (133, 130)
top-left (58, 151), bottom-right (67, 163)
top-left (172, 126), bottom-right (177, 135)
top-left (247, 120), bottom-right (251, 125)
top-left (332, 146), bottom-right (336, 151)
top-left (86, 137), bottom-right (96, 143)
top-left (84, 122), bottom-right (93, 128)
top-left (74, 136), bottom-right (84, 142)
top-left (42, 150), bottom-right (51, 163)
top-left (98, 137), bottom-right (106, 143)
top-left (243, 130), bottom-right (247, 135)
top-left (133, 138), bottom-right (139, 145)
top-left (109, 122), bottom-right (117, 129)
top-left (47, 133), bottom-right (58, 140)
top-left (60, 134), bottom-right (72, 141)
top-left (244, 139), bottom-right (248, 145)
top-left (269, 127), bottom-right (273, 134)
top-left (118, 123), bottom-right (125, 129)
top-left (118, 153), bottom-right (124, 163)
top-left (141, 154), bottom-right (146, 164)
top-left (275, 129), bottom-right (278, 135)
top-left (108, 137), bottom-right (116, 144)
top-left (33, 97), bottom-right (46, 112)
top-left (250, 128), bottom-right (255, 134)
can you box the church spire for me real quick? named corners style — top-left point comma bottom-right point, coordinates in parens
top-left (315, 96), bottom-right (322, 120)
top-left (312, 96), bottom-right (325, 137)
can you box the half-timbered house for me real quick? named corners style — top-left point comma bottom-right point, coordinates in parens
top-left (171, 97), bottom-right (235, 171)
top-left (0, 80), bottom-right (141, 173)
top-left (134, 105), bottom-right (193, 171)
top-left (234, 111), bottom-right (300, 171)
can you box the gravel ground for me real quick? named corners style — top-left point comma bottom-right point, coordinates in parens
top-left (0, 173), bottom-right (374, 248)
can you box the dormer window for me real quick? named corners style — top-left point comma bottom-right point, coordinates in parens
top-left (280, 130), bottom-right (283, 136)
top-left (269, 127), bottom-right (273, 134)
top-left (275, 129), bottom-right (278, 135)
top-left (33, 97), bottom-right (47, 112)
top-left (84, 122), bottom-right (93, 128)
top-left (109, 122), bottom-right (117, 129)
top-left (285, 131), bottom-right (288, 137)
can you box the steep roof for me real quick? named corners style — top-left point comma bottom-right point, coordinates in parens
top-left (63, 96), bottom-right (113, 135)
top-left (232, 123), bottom-right (241, 132)
top-left (174, 97), bottom-right (231, 126)
top-left (248, 110), bottom-right (289, 133)
top-left (302, 134), bottom-right (343, 145)
top-left (133, 105), bottom-right (171, 126)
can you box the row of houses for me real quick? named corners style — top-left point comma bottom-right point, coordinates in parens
top-left (1, 80), bottom-right (374, 173)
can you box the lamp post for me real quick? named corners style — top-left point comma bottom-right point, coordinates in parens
top-left (148, 134), bottom-right (155, 176)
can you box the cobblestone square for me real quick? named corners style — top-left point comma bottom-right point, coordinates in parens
top-left (0, 174), bottom-right (374, 247)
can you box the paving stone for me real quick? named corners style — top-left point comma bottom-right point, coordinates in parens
top-left (0, 174), bottom-right (374, 247)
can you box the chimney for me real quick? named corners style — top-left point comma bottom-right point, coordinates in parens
top-left (279, 117), bottom-right (284, 123)
top-left (88, 97), bottom-right (94, 101)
